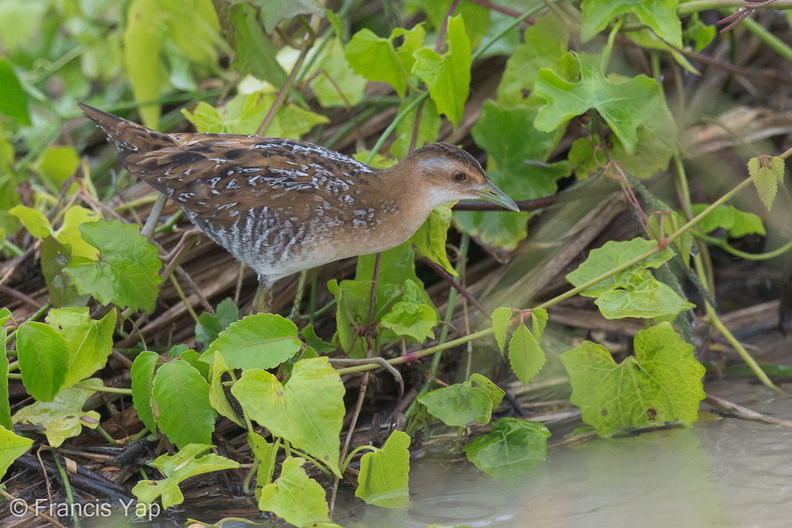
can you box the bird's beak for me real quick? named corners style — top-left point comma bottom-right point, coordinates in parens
top-left (477, 181), bottom-right (520, 212)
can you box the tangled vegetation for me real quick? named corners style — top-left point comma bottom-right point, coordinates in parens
top-left (1, 0), bottom-right (790, 526)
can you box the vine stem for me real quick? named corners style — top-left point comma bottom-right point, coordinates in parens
top-left (678, 0), bottom-right (792, 13)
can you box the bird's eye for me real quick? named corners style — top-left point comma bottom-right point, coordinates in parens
top-left (452, 171), bottom-right (467, 182)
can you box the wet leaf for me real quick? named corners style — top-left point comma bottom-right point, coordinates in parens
top-left (464, 418), bottom-right (550, 478)
top-left (560, 322), bottom-right (706, 436)
top-left (258, 456), bottom-right (329, 525)
top-left (355, 431), bottom-right (411, 508)
top-left (418, 376), bottom-right (496, 427)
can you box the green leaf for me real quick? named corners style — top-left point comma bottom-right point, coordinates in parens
top-left (380, 301), bottom-right (438, 343)
top-left (748, 156), bottom-right (785, 212)
top-left (231, 357), bottom-right (345, 476)
top-left (355, 430), bottom-right (411, 508)
top-left (0, 426), bottom-right (33, 480)
top-left (332, 243), bottom-right (433, 357)
top-left (497, 12), bottom-right (569, 107)
top-left (392, 23), bottom-right (427, 81)
top-left (253, 0), bottom-right (323, 34)
top-left (391, 96), bottom-right (441, 159)
top-left (595, 276), bottom-right (695, 320)
top-left (123, 0), bottom-right (165, 127)
top-left (345, 28), bottom-right (409, 97)
top-left (566, 239), bottom-right (693, 319)
top-left (566, 239), bottom-right (693, 318)
top-left (412, 15), bottom-right (471, 127)
top-left (160, 0), bottom-right (222, 68)
top-left (16, 322), bottom-right (68, 402)
top-left (491, 307), bottom-right (512, 354)
top-left (413, 0), bottom-right (489, 47)
top-left (684, 13), bottom-right (716, 52)
top-left (249, 432), bottom-right (277, 488)
top-left (54, 206), bottom-right (101, 259)
top-left (195, 298), bottom-right (239, 347)
top-left (207, 352), bottom-right (243, 427)
top-left (565, 238), bottom-right (673, 297)
top-left (0, 0), bottom-right (46, 53)
top-left (0, 327), bottom-right (11, 430)
top-left (418, 378), bottom-right (494, 427)
top-left (10, 205), bottom-right (52, 238)
top-left (692, 204), bottom-right (766, 238)
top-left (41, 237), bottom-right (89, 307)
top-left (462, 99), bottom-right (570, 253)
top-left (65, 220), bottom-right (163, 312)
top-left (218, 2), bottom-right (287, 87)
top-left (508, 325), bottom-right (546, 385)
top-left (36, 146), bottom-right (80, 189)
top-left (152, 361), bottom-right (215, 449)
top-left (531, 309), bottom-right (548, 342)
top-left (132, 443), bottom-right (239, 510)
top-left (258, 456), bottom-right (329, 525)
top-left (626, 27), bottom-right (698, 75)
top-left (131, 350), bottom-right (160, 433)
top-left (46, 307), bottom-right (116, 389)
top-left (410, 201), bottom-right (457, 276)
top-left (309, 37), bottom-right (366, 108)
top-left (13, 379), bottom-right (103, 446)
top-left (534, 53), bottom-right (669, 154)
top-left (0, 58), bottom-right (30, 125)
top-left (469, 373), bottom-right (505, 408)
top-left (201, 313), bottom-right (301, 369)
top-left (568, 103), bottom-right (676, 180)
top-left (464, 418), bottom-right (550, 478)
top-left (182, 93), bottom-right (328, 137)
top-left (580, 0), bottom-right (682, 47)
top-left (560, 322), bottom-right (706, 436)
top-left (180, 348), bottom-right (208, 378)
top-left (301, 324), bottom-right (337, 355)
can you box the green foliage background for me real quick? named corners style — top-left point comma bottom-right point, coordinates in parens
top-left (0, 1), bottom-right (790, 526)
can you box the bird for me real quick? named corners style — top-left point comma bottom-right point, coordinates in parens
top-left (78, 103), bottom-right (519, 311)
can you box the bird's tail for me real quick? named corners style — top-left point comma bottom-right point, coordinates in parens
top-left (78, 103), bottom-right (176, 154)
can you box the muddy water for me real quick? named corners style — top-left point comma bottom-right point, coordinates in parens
top-left (340, 380), bottom-right (792, 528)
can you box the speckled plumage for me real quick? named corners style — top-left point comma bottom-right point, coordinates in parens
top-left (79, 103), bottom-right (518, 298)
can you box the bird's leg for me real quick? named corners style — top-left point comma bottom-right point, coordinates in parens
top-left (251, 276), bottom-right (273, 313)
